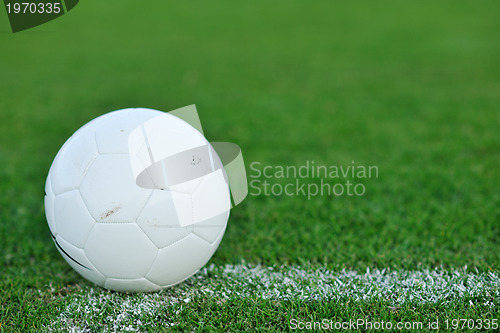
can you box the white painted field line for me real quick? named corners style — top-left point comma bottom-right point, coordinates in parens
top-left (212, 265), bottom-right (499, 305)
top-left (48, 265), bottom-right (499, 332)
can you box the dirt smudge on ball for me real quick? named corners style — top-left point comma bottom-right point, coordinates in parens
top-left (100, 205), bottom-right (121, 220)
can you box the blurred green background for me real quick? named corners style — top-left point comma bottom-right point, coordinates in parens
top-left (1, 0), bottom-right (499, 278)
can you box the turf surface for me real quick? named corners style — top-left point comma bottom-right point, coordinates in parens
top-left (1, 1), bottom-right (499, 331)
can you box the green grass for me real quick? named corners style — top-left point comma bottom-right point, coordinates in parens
top-left (1, 1), bottom-right (500, 331)
top-left (46, 294), bottom-right (500, 332)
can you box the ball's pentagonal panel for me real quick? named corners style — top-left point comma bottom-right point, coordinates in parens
top-left (54, 190), bottom-right (95, 248)
top-left (192, 211), bottom-right (229, 244)
top-left (146, 234), bottom-right (212, 287)
top-left (80, 155), bottom-right (152, 222)
top-left (95, 109), bottom-right (160, 154)
top-left (85, 223), bottom-right (158, 279)
top-left (55, 235), bottom-right (106, 286)
top-left (105, 278), bottom-right (160, 293)
top-left (191, 169), bottom-right (231, 223)
top-left (50, 131), bottom-right (99, 195)
top-left (44, 178), bottom-right (57, 236)
top-left (137, 190), bottom-right (192, 248)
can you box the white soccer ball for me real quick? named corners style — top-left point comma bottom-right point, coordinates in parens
top-left (44, 108), bottom-right (231, 292)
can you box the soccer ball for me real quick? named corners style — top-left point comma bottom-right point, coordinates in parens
top-left (44, 108), bottom-right (231, 292)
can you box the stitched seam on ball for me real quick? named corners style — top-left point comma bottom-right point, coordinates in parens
top-left (51, 153), bottom-right (98, 198)
top-left (190, 195), bottom-right (195, 225)
top-left (158, 233), bottom-right (192, 250)
top-left (136, 220), bottom-right (159, 247)
top-left (135, 190), bottom-right (154, 221)
top-left (91, 221), bottom-right (136, 224)
top-left (93, 153), bottom-right (129, 155)
top-left (143, 249), bottom-right (160, 278)
top-left (190, 232), bottom-right (212, 246)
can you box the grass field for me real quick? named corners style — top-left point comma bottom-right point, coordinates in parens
top-left (1, 1), bottom-right (499, 332)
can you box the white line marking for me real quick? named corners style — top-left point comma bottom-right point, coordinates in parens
top-left (47, 265), bottom-right (500, 332)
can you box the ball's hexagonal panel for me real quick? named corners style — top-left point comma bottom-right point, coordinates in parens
top-left (54, 190), bottom-right (95, 248)
top-left (136, 156), bottom-right (167, 189)
top-left (105, 278), bottom-right (160, 293)
top-left (191, 169), bottom-right (231, 223)
top-left (136, 142), bottom-right (152, 170)
top-left (80, 155), bottom-right (152, 222)
top-left (73, 110), bottom-right (124, 137)
top-left (95, 108), bottom-right (160, 154)
top-left (169, 191), bottom-right (194, 227)
top-left (50, 131), bottom-right (98, 195)
top-left (85, 223), bottom-right (158, 279)
top-left (146, 234), bottom-right (211, 287)
top-left (132, 142), bottom-right (156, 188)
top-left (137, 190), bottom-right (192, 248)
top-left (192, 210), bottom-right (229, 244)
top-left (133, 158), bottom-right (156, 189)
top-left (146, 126), bottom-right (206, 164)
top-left (44, 178), bottom-right (57, 236)
top-left (45, 169), bottom-right (55, 196)
top-left (166, 143), bottom-right (226, 195)
top-left (210, 223), bottom-right (227, 252)
top-left (55, 235), bottom-right (106, 287)
top-left (142, 112), bottom-right (195, 138)
top-left (194, 209), bottom-right (229, 227)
